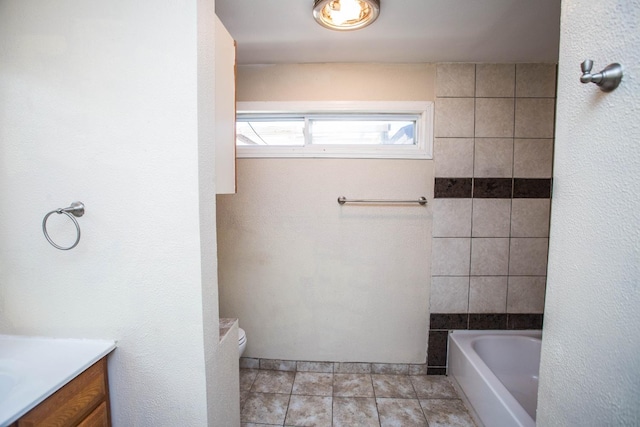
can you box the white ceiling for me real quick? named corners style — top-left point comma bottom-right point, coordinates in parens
top-left (215, 0), bottom-right (561, 65)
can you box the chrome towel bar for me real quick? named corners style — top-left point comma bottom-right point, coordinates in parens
top-left (337, 196), bottom-right (427, 206)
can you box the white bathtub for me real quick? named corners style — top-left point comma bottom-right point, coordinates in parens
top-left (448, 330), bottom-right (542, 427)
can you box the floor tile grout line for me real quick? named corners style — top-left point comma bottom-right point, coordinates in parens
top-left (240, 369), bottom-right (260, 414)
top-left (283, 392), bottom-right (292, 427)
top-left (330, 379), bottom-right (333, 427)
top-left (408, 375), bottom-right (430, 425)
top-left (371, 373), bottom-right (383, 427)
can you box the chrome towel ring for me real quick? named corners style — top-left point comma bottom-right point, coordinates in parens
top-left (42, 201), bottom-right (85, 250)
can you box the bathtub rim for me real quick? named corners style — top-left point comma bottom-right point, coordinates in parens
top-left (448, 329), bottom-right (542, 427)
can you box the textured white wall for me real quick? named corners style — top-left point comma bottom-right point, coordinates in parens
top-left (197, 1), bottom-right (240, 425)
top-left (0, 1), bottom-right (237, 425)
top-left (218, 159), bottom-right (433, 363)
top-left (237, 63), bottom-right (436, 102)
top-left (537, 0), bottom-right (640, 425)
top-left (218, 64), bottom-right (435, 363)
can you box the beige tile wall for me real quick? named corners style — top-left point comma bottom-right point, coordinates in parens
top-left (431, 63), bottom-right (556, 315)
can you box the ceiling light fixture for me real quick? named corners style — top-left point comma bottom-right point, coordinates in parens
top-left (313, 0), bottom-right (380, 31)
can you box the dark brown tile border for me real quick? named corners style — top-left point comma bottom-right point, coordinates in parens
top-left (435, 178), bottom-right (473, 198)
top-left (508, 313), bottom-right (544, 329)
top-left (427, 331), bottom-right (449, 366)
top-left (473, 178), bottom-right (513, 198)
top-left (468, 313), bottom-right (509, 329)
top-left (513, 178), bottom-right (552, 198)
top-left (433, 178), bottom-right (552, 199)
top-left (427, 367), bottom-right (447, 375)
top-left (430, 313), bottom-right (468, 330)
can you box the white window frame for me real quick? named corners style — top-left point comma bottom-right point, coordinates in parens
top-left (235, 101), bottom-right (433, 159)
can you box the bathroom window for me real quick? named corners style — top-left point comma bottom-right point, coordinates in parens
top-left (235, 101), bottom-right (433, 159)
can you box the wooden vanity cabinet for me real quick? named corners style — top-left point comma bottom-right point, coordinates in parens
top-left (13, 357), bottom-right (111, 427)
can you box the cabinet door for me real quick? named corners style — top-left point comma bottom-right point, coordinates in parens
top-left (17, 359), bottom-right (107, 427)
top-left (214, 15), bottom-right (237, 194)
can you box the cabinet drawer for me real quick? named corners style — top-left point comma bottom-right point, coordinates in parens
top-left (76, 402), bottom-right (108, 427)
top-left (18, 358), bottom-right (107, 427)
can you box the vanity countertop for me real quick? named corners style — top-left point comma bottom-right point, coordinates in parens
top-left (0, 334), bottom-right (116, 426)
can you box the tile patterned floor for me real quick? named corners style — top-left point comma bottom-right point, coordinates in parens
top-left (240, 369), bottom-right (477, 427)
